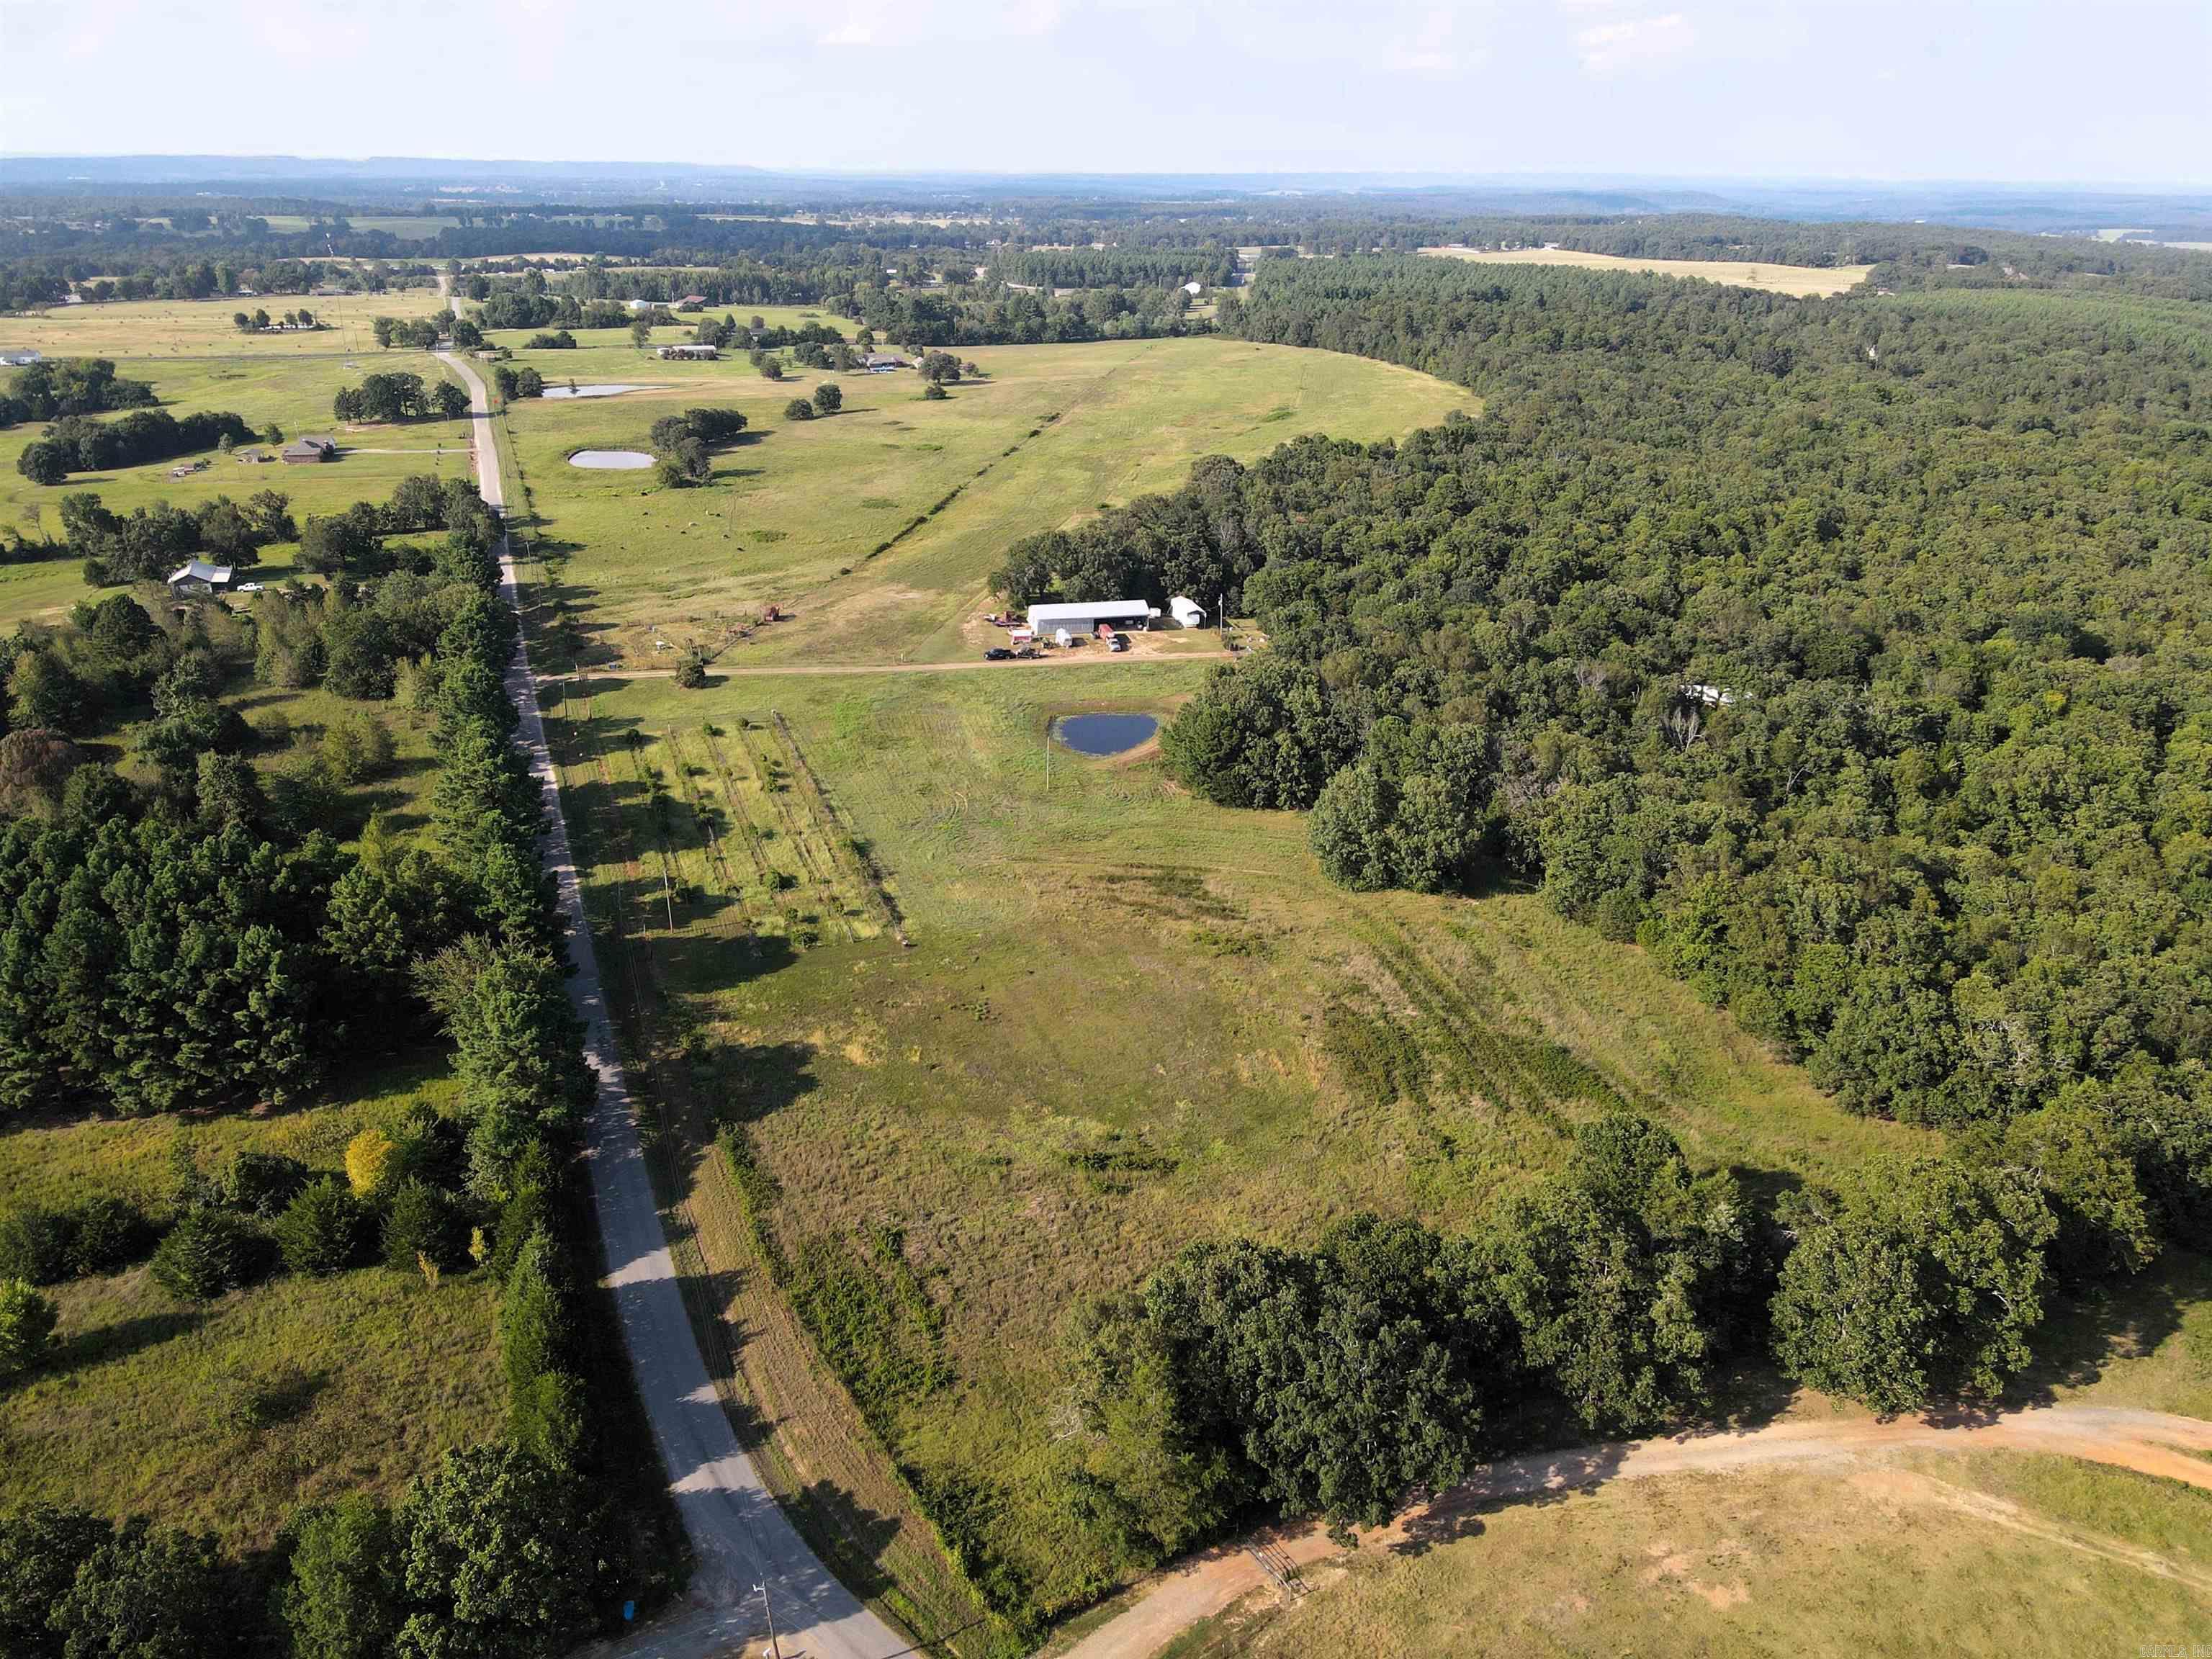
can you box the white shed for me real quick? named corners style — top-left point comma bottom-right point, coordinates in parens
top-left (1027, 600), bottom-right (1159, 635)
top-left (1168, 595), bottom-right (1207, 629)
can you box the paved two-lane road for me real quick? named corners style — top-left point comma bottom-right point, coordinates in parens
top-left (437, 351), bottom-right (903, 1659)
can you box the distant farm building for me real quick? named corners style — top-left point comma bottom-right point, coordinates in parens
top-left (0, 350), bottom-right (42, 367)
top-left (1181, 281), bottom-right (1204, 296)
top-left (657, 343), bottom-right (719, 361)
top-left (678, 294), bottom-right (708, 307)
top-left (864, 352), bottom-right (910, 373)
top-left (282, 437), bottom-right (337, 464)
top-left (1027, 600), bottom-right (1159, 636)
top-left (167, 559), bottom-right (234, 598)
top-left (1168, 595), bottom-right (1208, 629)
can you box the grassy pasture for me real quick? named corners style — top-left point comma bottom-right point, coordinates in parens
top-left (495, 329), bottom-right (1471, 670)
top-left (535, 659), bottom-right (1925, 1615)
top-left (3, 1263), bottom-right (503, 1553)
top-left (1418, 245), bottom-right (1874, 296)
top-left (1160, 1452), bottom-right (2212, 1659)
top-left (0, 1051), bottom-right (505, 1550)
top-left (0, 292), bottom-right (446, 358)
top-left (0, 343), bottom-right (475, 629)
top-left (256, 215), bottom-right (460, 240)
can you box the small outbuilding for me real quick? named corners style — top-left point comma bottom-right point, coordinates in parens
top-left (282, 437), bottom-right (337, 464)
top-left (1181, 281), bottom-right (1204, 297)
top-left (1168, 595), bottom-right (1208, 629)
top-left (1027, 599), bottom-right (1159, 637)
top-left (167, 559), bottom-right (235, 598)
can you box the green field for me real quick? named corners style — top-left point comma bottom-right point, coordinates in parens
top-left (0, 293), bottom-right (446, 358)
top-left (539, 658), bottom-right (1927, 1614)
top-left (0, 310), bottom-right (471, 629)
top-left (1160, 1452), bottom-right (2212, 1658)
top-left (0, 292), bottom-right (500, 1550)
top-left (496, 326), bottom-right (1473, 669)
top-left (0, 1051), bottom-right (505, 1551)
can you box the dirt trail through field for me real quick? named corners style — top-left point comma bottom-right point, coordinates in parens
top-left (1059, 1403), bottom-right (2212, 1659)
top-left (539, 649), bottom-right (1238, 682)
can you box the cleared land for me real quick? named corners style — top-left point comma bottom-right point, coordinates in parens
top-left (0, 1055), bottom-right (505, 1551)
top-left (1418, 245), bottom-right (1873, 296)
top-left (495, 326), bottom-right (1472, 669)
top-left (1156, 1447), bottom-right (2212, 1659)
top-left (0, 292), bottom-right (445, 357)
top-left (0, 306), bottom-right (470, 629)
top-left (0, 295), bottom-right (504, 1547)
top-left (535, 657), bottom-right (1926, 1617)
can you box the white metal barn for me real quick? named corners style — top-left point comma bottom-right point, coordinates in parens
top-left (1026, 600), bottom-right (1159, 635)
top-left (1168, 595), bottom-right (1207, 629)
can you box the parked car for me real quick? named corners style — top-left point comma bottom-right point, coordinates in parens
top-left (1013, 645), bottom-right (1040, 659)
top-left (1106, 633), bottom-right (1129, 652)
top-left (984, 647), bottom-right (1014, 661)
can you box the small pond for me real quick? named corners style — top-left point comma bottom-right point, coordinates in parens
top-left (568, 449), bottom-right (655, 470)
top-left (1053, 712), bottom-right (1159, 756)
top-left (541, 382), bottom-right (656, 400)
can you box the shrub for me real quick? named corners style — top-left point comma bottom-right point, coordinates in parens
top-left (220, 1151), bottom-right (311, 1218)
top-left (66, 1197), bottom-right (156, 1276)
top-left (1771, 1155), bottom-right (2055, 1413)
top-left (783, 398), bottom-right (814, 421)
top-left (346, 1128), bottom-right (404, 1199)
top-left (811, 381), bottom-right (842, 415)
top-left (50, 1519), bottom-right (243, 1659)
top-left (273, 1179), bottom-right (373, 1277)
top-left (151, 1208), bottom-right (263, 1302)
top-left (922, 382), bottom-right (948, 400)
top-left (0, 1506), bottom-right (113, 1659)
top-left (394, 1444), bottom-right (598, 1656)
top-left (0, 1279), bottom-right (59, 1381)
top-left (282, 1496), bottom-right (400, 1659)
top-left (0, 1206), bottom-right (73, 1286)
top-left (673, 649), bottom-right (708, 690)
top-left (382, 1181), bottom-right (464, 1272)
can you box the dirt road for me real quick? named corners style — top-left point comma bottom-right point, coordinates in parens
top-left (1058, 1402), bottom-right (2212, 1659)
top-left (538, 647), bottom-right (1238, 682)
top-left (438, 351), bottom-right (903, 1659)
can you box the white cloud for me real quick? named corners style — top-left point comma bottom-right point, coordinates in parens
top-left (1575, 10), bottom-right (1692, 74)
top-left (1385, 5), bottom-right (1490, 78)
top-left (818, 21), bottom-right (874, 46)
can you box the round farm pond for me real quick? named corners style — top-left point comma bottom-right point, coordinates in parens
top-left (568, 449), bottom-right (655, 470)
top-left (1053, 712), bottom-right (1159, 756)
top-left (541, 382), bottom-right (654, 400)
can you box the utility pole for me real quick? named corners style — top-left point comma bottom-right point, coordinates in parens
top-left (752, 1582), bottom-right (782, 1659)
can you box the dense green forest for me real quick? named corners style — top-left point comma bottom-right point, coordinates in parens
top-left (1012, 248), bottom-right (2212, 1574)
top-left (1041, 256), bottom-right (2212, 1141)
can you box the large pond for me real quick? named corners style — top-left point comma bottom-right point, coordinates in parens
top-left (540, 382), bottom-right (656, 400)
top-left (1053, 712), bottom-right (1159, 756)
top-left (568, 449), bottom-right (655, 470)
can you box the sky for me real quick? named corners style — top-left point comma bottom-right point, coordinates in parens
top-left (4, 0), bottom-right (2209, 186)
